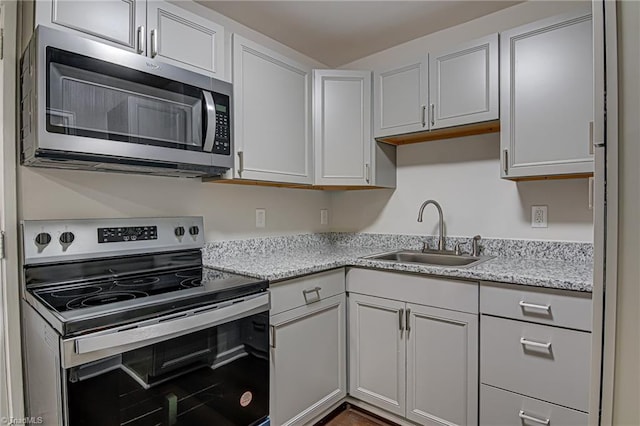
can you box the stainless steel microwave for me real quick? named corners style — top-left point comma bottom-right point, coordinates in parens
top-left (20, 26), bottom-right (233, 178)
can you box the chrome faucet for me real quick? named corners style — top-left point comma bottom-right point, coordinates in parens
top-left (417, 200), bottom-right (445, 251)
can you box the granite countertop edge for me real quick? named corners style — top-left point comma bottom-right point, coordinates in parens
top-left (203, 248), bottom-right (593, 292)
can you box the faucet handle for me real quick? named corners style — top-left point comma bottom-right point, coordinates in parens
top-left (454, 242), bottom-right (463, 256)
top-left (471, 235), bottom-right (482, 256)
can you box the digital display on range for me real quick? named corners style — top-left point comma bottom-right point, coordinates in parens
top-left (98, 226), bottom-right (158, 243)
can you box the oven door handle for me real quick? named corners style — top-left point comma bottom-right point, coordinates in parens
top-left (73, 293), bottom-right (268, 356)
top-left (203, 91), bottom-right (217, 153)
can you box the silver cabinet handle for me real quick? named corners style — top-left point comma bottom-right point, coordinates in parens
top-left (421, 105), bottom-right (426, 127)
top-left (502, 149), bottom-right (509, 175)
top-left (136, 25), bottom-right (145, 54)
top-left (270, 324), bottom-right (276, 348)
top-left (302, 286), bottom-right (321, 304)
top-left (399, 308), bottom-right (404, 332)
top-left (365, 163), bottom-right (370, 184)
top-left (520, 337), bottom-right (552, 350)
top-left (237, 151), bottom-right (244, 177)
top-left (519, 301), bottom-right (551, 312)
top-left (518, 410), bottom-right (550, 425)
top-left (202, 91), bottom-right (217, 152)
top-left (405, 308), bottom-right (411, 334)
top-left (589, 121), bottom-right (594, 155)
top-left (430, 103), bottom-right (435, 127)
top-left (588, 177), bottom-right (594, 210)
top-left (150, 29), bottom-right (158, 58)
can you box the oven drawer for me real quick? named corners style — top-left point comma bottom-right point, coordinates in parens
top-left (270, 269), bottom-right (345, 315)
top-left (481, 384), bottom-right (588, 425)
top-left (480, 315), bottom-right (591, 412)
top-left (480, 281), bottom-right (592, 331)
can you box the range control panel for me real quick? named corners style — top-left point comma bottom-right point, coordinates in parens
top-left (98, 226), bottom-right (158, 243)
top-left (22, 217), bottom-right (204, 265)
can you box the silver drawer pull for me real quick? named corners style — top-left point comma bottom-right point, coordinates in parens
top-left (302, 286), bottom-right (321, 303)
top-left (519, 301), bottom-right (551, 312)
top-left (520, 337), bottom-right (552, 350)
top-left (518, 410), bottom-right (550, 425)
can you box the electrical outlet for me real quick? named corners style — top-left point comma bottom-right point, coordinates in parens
top-left (320, 209), bottom-right (329, 225)
top-left (255, 208), bottom-right (266, 228)
top-left (531, 205), bottom-right (548, 228)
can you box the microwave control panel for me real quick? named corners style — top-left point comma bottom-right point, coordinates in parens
top-left (212, 93), bottom-right (231, 156)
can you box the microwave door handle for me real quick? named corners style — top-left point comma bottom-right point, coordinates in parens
top-left (203, 91), bottom-right (217, 152)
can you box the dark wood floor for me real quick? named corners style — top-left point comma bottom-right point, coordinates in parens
top-left (322, 408), bottom-right (394, 426)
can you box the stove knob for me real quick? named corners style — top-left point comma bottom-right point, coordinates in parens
top-left (189, 226), bottom-right (200, 236)
top-left (174, 226), bottom-right (185, 237)
top-left (59, 232), bottom-right (75, 245)
top-left (35, 232), bottom-right (51, 246)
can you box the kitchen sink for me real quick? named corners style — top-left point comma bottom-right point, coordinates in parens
top-left (364, 250), bottom-right (493, 268)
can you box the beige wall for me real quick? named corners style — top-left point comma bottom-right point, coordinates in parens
top-left (331, 0), bottom-right (594, 242)
top-left (612, 1), bottom-right (640, 424)
top-left (19, 167), bottom-right (331, 241)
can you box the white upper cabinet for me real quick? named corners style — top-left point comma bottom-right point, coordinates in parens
top-left (34, 0), bottom-right (225, 79)
top-left (147, 1), bottom-right (225, 78)
top-left (500, 10), bottom-right (594, 179)
top-left (37, 0), bottom-right (146, 53)
top-left (313, 70), bottom-right (372, 186)
top-left (373, 33), bottom-right (498, 139)
top-left (232, 35), bottom-right (313, 185)
top-left (429, 33), bottom-right (499, 129)
top-left (374, 59), bottom-right (428, 138)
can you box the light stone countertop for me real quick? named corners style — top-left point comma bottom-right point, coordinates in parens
top-left (202, 240), bottom-right (593, 292)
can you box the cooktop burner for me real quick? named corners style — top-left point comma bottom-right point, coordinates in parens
top-left (32, 267), bottom-right (252, 314)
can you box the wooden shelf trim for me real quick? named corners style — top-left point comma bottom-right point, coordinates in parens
top-left (377, 120), bottom-right (500, 145)
top-left (202, 177), bottom-right (389, 191)
top-left (506, 172), bottom-right (594, 182)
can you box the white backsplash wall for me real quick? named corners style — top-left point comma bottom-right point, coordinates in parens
top-left (19, 167), bottom-right (331, 241)
top-left (330, 134), bottom-right (594, 242)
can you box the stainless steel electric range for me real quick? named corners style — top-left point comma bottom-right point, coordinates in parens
top-left (20, 217), bottom-right (270, 426)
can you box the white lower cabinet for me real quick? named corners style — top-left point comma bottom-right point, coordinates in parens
top-left (406, 304), bottom-right (478, 426)
top-left (347, 269), bottom-right (479, 426)
top-left (269, 270), bottom-right (346, 426)
top-left (481, 384), bottom-right (588, 426)
top-left (348, 294), bottom-right (406, 417)
top-left (479, 281), bottom-right (592, 423)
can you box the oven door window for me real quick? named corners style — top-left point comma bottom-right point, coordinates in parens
top-left (46, 47), bottom-right (206, 152)
top-left (66, 312), bottom-right (269, 426)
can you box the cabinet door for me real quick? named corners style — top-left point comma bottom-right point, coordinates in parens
top-left (270, 294), bottom-right (346, 426)
top-left (406, 304), bottom-right (478, 426)
top-left (38, 0), bottom-right (146, 53)
top-left (147, 1), bottom-right (225, 78)
top-left (233, 35), bottom-right (313, 184)
top-left (501, 10), bottom-right (594, 178)
top-left (374, 59), bottom-right (428, 137)
top-left (348, 293), bottom-right (406, 417)
top-left (314, 70), bottom-right (372, 186)
top-left (428, 33), bottom-right (498, 130)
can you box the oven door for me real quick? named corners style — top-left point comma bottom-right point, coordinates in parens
top-left (61, 293), bottom-right (269, 426)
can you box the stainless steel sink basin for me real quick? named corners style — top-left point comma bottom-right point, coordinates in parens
top-left (365, 250), bottom-right (493, 268)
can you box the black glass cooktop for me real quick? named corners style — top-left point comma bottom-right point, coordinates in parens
top-left (33, 267), bottom-right (258, 313)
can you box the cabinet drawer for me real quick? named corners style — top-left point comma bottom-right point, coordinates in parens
top-left (347, 268), bottom-right (478, 314)
top-left (270, 269), bottom-right (345, 315)
top-left (481, 384), bottom-right (588, 426)
top-left (480, 282), bottom-right (592, 331)
top-left (481, 315), bottom-right (591, 412)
